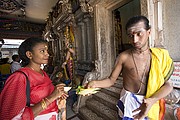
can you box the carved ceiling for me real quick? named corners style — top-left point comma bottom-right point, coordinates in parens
top-left (0, 0), bottom-right (93, 39)
top-left (0, 0), bottom-right (26, 16)
top-left (0, 0), bottom-right (58, 39)
top-left (0, 0), bottom-right (58, 23)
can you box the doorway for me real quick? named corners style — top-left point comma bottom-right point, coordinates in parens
top-left (113, 0), bottom-right (140, 56)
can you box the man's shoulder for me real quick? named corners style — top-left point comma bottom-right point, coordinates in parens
top-left (118, 49), bottom-right (131, 55)
top-left (116, 49), bottom-right (131, 62)
top-left (11, 61), bottom-right (21, 66)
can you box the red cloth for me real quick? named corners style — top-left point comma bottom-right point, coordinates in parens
top-left (0, 67), bottom-right (58, 120)
top-left (159, 98), bottom-right (165, 120)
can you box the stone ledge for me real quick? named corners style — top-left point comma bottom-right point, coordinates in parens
top-left (93, 92), bottom-right (118, 110)
top-left (79, 107), bottom-right (104, 120)
top-left (86, 98), bottom-right (118, 120)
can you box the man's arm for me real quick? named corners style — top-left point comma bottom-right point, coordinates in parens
top-left (148, 80), bottom-right (173, 102)
top-left (133, 80), bottom-right (173, 119)
top-left (87, 54), bottom-right (123, 88)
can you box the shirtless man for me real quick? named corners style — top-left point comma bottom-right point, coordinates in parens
top-left (86, 15), bottom-right (174, 120)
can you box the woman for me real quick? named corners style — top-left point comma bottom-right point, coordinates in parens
top-left (0, 37), bottom-right (68, 120)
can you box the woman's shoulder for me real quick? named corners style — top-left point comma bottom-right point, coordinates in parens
top-left (14, 67), bottom-right (31, 74)
top-left (5, 69), bottom-right (28, 85)
top-left (9, 67), bottom-right (31, 80)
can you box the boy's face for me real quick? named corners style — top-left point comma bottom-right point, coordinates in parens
top-left (127, 21), bottom-right (150, 49)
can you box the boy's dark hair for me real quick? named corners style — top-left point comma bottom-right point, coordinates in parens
top-left (125, 15), bottom-right (151, 31)
top-left (18, 37), bottom-right (47, 67)
top-left (12, 54), bottom-right (19, 61)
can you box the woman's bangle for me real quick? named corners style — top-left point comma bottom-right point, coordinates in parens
top-left (41, 99), bottom-right (47, 110)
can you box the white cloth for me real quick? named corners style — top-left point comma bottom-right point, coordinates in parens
top-left (35, 112), bottom-right (58, 120)
top-left (116, 89), bottom-right (149, 120)
top-left (12, 107), bottom-right (58, 120)
top-left (10, 61), bottom-right (21, 73)
top-left (12, 101), bottom-right (60, 120)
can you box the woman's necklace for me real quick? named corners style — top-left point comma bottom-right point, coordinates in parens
top-left (30, 66), bottom-right (44, 76)
top-left (131, 49), bottom-right (150, 94)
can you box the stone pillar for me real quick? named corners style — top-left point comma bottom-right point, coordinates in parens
top-left (94, 5), bottom-right (111, 78)
top-left (78, 21), bottom-right (86, 61)
top-left (153, 0), bottom-right (164, 47)
top-left (84, 16), bottom-right (92, 61)
top-left (146, 0), bottom-right (164, 47)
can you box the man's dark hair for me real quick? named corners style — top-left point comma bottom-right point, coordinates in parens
top-left (12, 54), bottom-right (19, 61)
top-left (125, 15), bottom-right (151, 31)
top-left (18, 37), bottom-right (47, 67)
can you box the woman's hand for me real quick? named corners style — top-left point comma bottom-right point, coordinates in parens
top-left (51, 84), bottom-right (68, 100)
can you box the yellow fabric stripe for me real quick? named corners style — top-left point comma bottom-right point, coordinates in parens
top-left (164, 62), bottom-right (174, 81)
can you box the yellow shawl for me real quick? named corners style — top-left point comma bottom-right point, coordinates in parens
top-left (146, 48), bottom-right (174, 120)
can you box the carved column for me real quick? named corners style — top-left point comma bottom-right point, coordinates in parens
top-left (78, 21), bottom-right (86, 61)
top-left (57, 30), bottom-right (64, 63)
top-left (153, 0), bottom-right (164, 47)
top-left (84, 16), bottom-right (92, 61)
top-left (146, 0), bottom-right (164, 47)
top-left (94, 5), bottom-right (110, 78)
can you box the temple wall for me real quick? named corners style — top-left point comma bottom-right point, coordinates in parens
top-left (163, 0), bottom-right (180, 61)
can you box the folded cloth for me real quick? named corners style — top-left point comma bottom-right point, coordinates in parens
top-left (116, 89), bottom-right (149, 120)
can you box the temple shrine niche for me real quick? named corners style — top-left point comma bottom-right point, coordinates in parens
top-left (43, 0), bottom-right (96, 88)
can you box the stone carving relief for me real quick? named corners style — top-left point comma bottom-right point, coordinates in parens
top-left (140, 0), bottom-right (148, 16)
top-left (79, 0), bottom-right (93, 14)
top-left (0, 0), bottom-right (26, 16)
top-left (154, 30), bottom-right (165, 48)
top-left (61, 2), bottom-right (72, 14)
top-left (82, 60), bottom-right (100, 83)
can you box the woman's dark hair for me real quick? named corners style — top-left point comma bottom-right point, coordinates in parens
top-left (18, 37), bottom-right (47, 67)
top-left (125, 15), bottom-right (151, 31)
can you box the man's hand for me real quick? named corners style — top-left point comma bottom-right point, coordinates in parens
top-left (84, 80), bottom-right (97, 89)
top-left (133, 98), bottom-right (154, 120)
